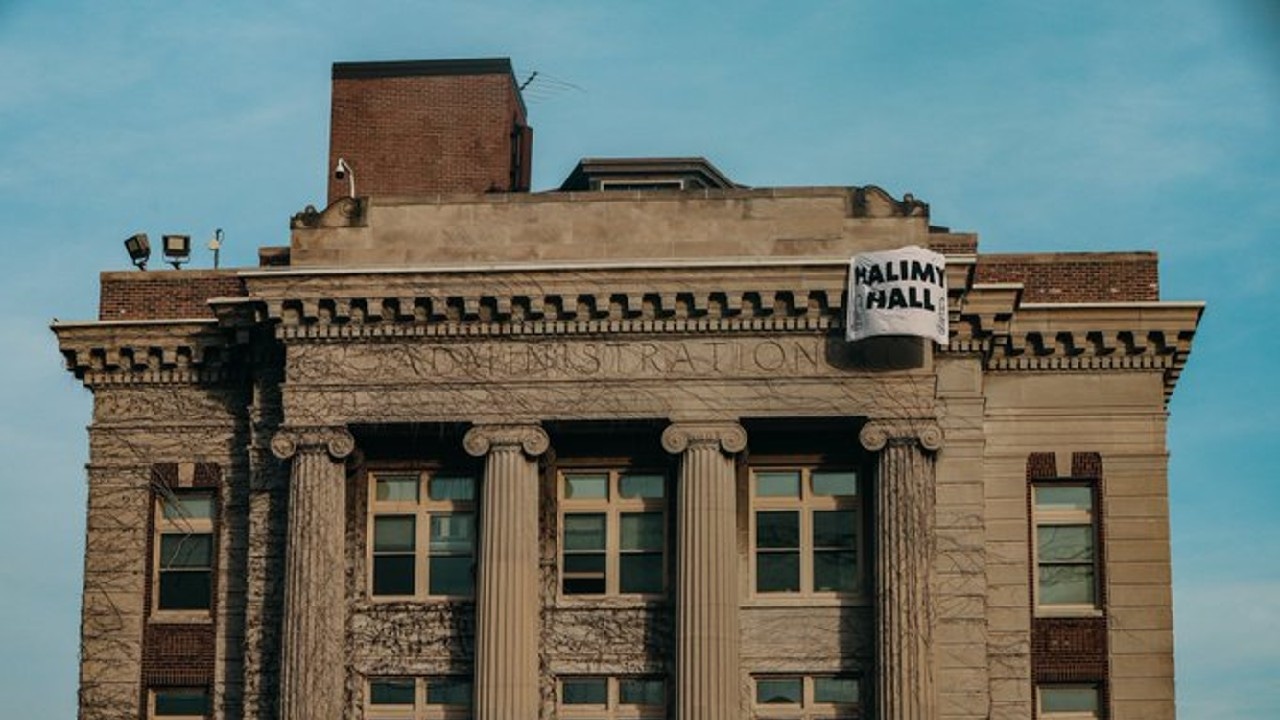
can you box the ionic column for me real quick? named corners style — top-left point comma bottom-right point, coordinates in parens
top-left (463, 423), bottom-right (550, 720)
top-left (270, 426), bottom-right (355, 720)
top-left (662, 421), bottom-right (748, 720)
top-left (860, 420), bottom-right (943, 720)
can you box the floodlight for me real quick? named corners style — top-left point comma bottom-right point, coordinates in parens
top-left (334, 157), bottom-right (355, 199)
top-left (124, 233), bottom-right (151, 270)
top-left (163, 234), bottom-right (191, 269)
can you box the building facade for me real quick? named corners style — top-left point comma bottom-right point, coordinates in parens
top-left (54, 59), bottom-right (1202, 720)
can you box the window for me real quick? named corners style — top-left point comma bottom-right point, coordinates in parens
top-left (369, 471), bottom-right (476, 599)
top-left (154, 491), bottom-right (214, 613)
top-left (1037, 684), bottom-right (1100, 719)
top-left (367, 677), bottom-right (471, 719)
top-left (558, 676), bottom-right (666, 718)
top-left (1033, 483), bottom-right (1098, 610)
top-left (150, 688), bottom-right (209, 719)
top-left (750, 469), bottom-right (862, 596)
top-left (560, 471), bottom-right (667, 597)
top-left (752, 675), bottom-right (861, 719)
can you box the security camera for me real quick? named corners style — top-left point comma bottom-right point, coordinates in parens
top-left (334, 157), bottom-right (350, 180)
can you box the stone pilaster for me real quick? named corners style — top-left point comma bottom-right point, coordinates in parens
top-left (662, 421), bottom-right (748, 720)
top-left (269, 426), bottom-right (355, 720)
top-left (463, 423), bottom-right (550, 720)
top-left (860, 420), bottom-right (943, 720)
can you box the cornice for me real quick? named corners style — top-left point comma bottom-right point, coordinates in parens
top-left (52, 319), bottom-right (236, 387)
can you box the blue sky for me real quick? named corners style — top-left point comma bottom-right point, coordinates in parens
top-left (1, 1), bottom-right (1275, 717)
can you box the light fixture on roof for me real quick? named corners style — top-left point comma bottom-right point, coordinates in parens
top-left (163, 234), bottom-right (191, 269)
top-left (208, 228), bottom-right (224, 269)
top-left (334, 157), bottom-right (356, 199)
top-left (124, 233), bottom-right (151, 271)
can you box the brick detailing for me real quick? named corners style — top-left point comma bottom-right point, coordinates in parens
top-left (977, 252), bottom-right (1158, 303)
top-left (99, 271), bottom-right (247, 321)
top-left (193, 462), bottom-right (221, 489)
top-left (1027, 452), bottom-right (1110, 717)
top-left (926, 231), bottom-right (978, 255)
top-left (328, 62), bottom-right (530, 203)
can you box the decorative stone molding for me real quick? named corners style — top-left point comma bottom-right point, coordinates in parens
top-left (52, 320), bottom-right (233, 386)
top-left (661, 421), bottom-right (748, 455)
top-left (859, 419), bottom-right (943, 452)
top-left (269, 426), bottom-right (356, 461)
top-left (463, 423), bottom-right (550, 458)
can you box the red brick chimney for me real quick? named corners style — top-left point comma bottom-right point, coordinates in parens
top-left (327, 58), bottom-right (532, 204)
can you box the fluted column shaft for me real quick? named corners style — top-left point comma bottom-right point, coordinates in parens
top-left (861, 421), bottom-right (942, 720)
top-left (271, 427), bottom-right (355, 720)
top-left (464, 424), bottom-right (549, 720)
top-left (663, 422), bottom-right (747, 720)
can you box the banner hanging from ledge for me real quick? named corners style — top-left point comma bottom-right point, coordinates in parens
top-left (846, 245), bottom-right (949, 344)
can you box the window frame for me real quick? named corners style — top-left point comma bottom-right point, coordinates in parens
top-left (148, 687), bottom-right (210, 719)
top-left (750, 674), bottom-right (862, 719)
top-left (366, 676), bottom-right (472, 720)
top-left (368, 470), bottom-right (478, 602)
top-left (151, 489), bottom-right (215, 619)
top-left (1032, 481), bottom-right (1100, 615)
top-left (1036, 683), bottom-right (1101, 719)
top-left (557, 675), bottom-right (667, 719)
top-left (558, 469), bottom-right (669, 600)
top-left (748, 467), bottom-right (865, 602)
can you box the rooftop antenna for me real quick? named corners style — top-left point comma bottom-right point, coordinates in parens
top-left (208, 228), bottom-right (224, 269)
top-left (519, 71), bottom-right (538, 91)
top-left (517, 70), bottom-right (584, 104)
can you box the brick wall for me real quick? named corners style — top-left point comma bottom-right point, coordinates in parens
top-left (328, 59), bottom-right (531, 204)
top-left (99, 271), bottom-right (246, 321)
top-left (977, 252), bottom-right (1158, 302)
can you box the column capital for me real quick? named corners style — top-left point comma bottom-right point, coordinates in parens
top-left (661, 421), bottom-right (748, 455)
top-left (859, 419), bottom-right (943, 453)
top-left (270, 425), bottom-right (355, 461)
top-left (463, 423), bottom-right (550, 458)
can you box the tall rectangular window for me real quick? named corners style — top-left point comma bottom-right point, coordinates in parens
top-left (560, 471), bottom-right (667, 597)
top-left (154, 491), bottom-right (214, 614)
top-left (558, 676), bottom-right (666, 718)
top-left (751, 469), bottom-right (861, 596)
top-left (370, 471), bottom-right (476, 599)
top-left (367, 677), bottom-right (471, 719)
top-left (1033, 483), bottom-right (1098, 610)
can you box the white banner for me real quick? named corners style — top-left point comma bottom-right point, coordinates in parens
top-left (846, 246), bottom-right (948, 344)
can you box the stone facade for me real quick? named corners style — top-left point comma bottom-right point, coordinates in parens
top-left (53, 58), bottom-right (1201, 720)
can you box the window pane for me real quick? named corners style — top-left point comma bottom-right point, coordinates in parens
top-left (429, 475), bottom-right (474, 501)
top-left (160, 534), bottom-right (212, 568)
top-left (427, 678), bottom-right (472, 705)
top-left (375, 476), bottom-right (419, 502)
top-left (814, 676), bottom-right (859, 703)
top-left (1041, 685), bottom-right (1099, 712)
top-left (563, 553), bottom-right (606, 594)
top-left (814, 550), bottom-right (857, 592)
top-left (565, 474), bottom-right (608, 499)
top-left (162, 494), bottom-right (214, 520)
top-left (756, 511), bottom-right (799, 549)
top-left (757, 471), bottom-right (800, 497)
top-left (563, 514), bottom-right (606, 550)
top-left (562, 677), bottom-right (607, 704)
top-left (373, 555), bottom-right (416, 596)
top-left (620, 512), bottom-right (663, 550)
top-left (756, 552), bottom-right (800, 592)
top-left (812, 471), bottom-right (858, 497)
top-left (1038, 525), bottom-right (1094, 562)
top-left (159, 571), bottom-right (212, 610)
top-left (563, 575), bottom-right (607, 594)
top-left (619, 473), bottom-right (665, 499)
top-left (813, 510), bottom-right (856, 548)
top-left (620, 677), bottom-right (665, 705)
top-left (369, 678), bottom-right (415, 705)
top-left (1039, 565), bottom-right (1096, 605)
top-left (563, 553), bottom-right (606, 574)
top-left (374, 515), bottom-right (416, 552)
top-left (756, 678), bottom-right (802, 704)
top-left (430, 513), bottom-right (474, 552)
top-left (620, 552), bottom-right (664, 594)
top-left (429, 556), bottom-right (473, 596)
top-left (154, 688), bottom-right (210, 714)
top-left (1036, 485), bottom-right (1093, 512)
